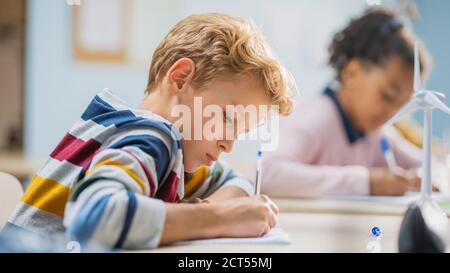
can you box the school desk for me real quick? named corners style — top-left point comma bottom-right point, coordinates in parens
top-left (272, 198), bottom-right (450, 217)
top-left (131, 212), bottom-right (406, 253)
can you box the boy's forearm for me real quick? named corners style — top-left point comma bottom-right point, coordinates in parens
top-left (159, 203), bottom-right (223, 246)
top-left (206, 186), bottom-right (249, 203)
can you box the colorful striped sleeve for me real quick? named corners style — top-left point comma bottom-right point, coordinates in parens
top-left (202, 161), bottom-right (255, 198)
top-left (63, 132), bottom-right (172, 249)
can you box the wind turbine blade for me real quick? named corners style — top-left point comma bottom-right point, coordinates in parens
top-left (385, 100), bottom-right (420, 128)
top-left (432, 91), bottom-right (446, 102)
top-left (414, 41), bottom-right (423, 93)
top-left (424, 93), bottom-right (450, 115)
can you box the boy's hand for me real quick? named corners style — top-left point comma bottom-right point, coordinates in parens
top-left (369, 168), bottom-right (421, 196)
top-left (180, 198), bottom-right (210, 204)
top-left (160, 195), bottom-right (278, 246)
top-left (205, 186), bottom-right (249, 203)
top-left (214, 195), bottom-right (279, 238)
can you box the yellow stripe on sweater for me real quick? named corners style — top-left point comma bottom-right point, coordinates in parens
top-left (22, 175), bottom-right (70, 217)
top-left (86, 159), bottom-right (146, 193)
top-left (184, 166), bottom-right (209, 198)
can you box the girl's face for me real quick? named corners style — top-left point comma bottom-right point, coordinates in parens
top-left (341, 56), bottom-right (415, 133)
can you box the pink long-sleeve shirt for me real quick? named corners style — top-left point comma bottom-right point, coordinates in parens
top-left (261, 88), bottom-right (425, 198)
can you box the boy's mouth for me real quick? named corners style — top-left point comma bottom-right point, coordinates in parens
top-left (205, 153), bottom-right (217, 166)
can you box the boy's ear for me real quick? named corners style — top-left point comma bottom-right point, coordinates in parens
top-left (166, 58), bottom-right (196, 95)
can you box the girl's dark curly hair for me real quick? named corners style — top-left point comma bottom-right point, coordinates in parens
top-left (329, 7), bottom-right (430, 81)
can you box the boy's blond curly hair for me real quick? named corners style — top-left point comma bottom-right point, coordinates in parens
top-left (146, 13), bottom-right (296, 116)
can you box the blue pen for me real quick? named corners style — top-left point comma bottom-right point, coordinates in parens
top-left (254, 150), bottom-right (263, 196)
top-left (380, 136), bottom-right (397, 171)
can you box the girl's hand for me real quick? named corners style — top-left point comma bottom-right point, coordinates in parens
top-left (369, 167), bottom-right (421, 196)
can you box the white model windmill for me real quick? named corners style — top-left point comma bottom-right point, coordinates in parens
top-left (386, 42), bottom-right (450, 253)
top-left (386, 42), bottom-right (450, 197)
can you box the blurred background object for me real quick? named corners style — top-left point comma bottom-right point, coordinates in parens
top-left (0, 0), bottom-right (38, 182)
top-left (0, 0), bottom-right (24, 153)
top-left (0, 172), bottom-right (23, 229)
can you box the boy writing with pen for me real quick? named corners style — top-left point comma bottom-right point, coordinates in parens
top-left (6, 13), bottom-right (295, 249)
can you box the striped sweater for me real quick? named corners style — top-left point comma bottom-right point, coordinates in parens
top-left (8, 90), bottom-right (254, 249)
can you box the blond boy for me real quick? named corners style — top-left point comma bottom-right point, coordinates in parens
top-left (8, 13), bottom-right (295, 249)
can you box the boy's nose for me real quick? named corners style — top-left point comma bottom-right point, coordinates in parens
top-left (218, 139), bottom-right (234, 153)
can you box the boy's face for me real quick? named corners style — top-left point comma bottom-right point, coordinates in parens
top-left (343, 56), bottom-right (414, 133)
top-left (175, 74), bottom-right (271, 173)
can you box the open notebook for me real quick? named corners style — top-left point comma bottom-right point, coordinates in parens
top-left (173, 226), bottom-right (291, 246)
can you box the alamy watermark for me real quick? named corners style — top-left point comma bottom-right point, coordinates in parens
top-left (366, 0), bottom-right (382, 6)
top-left (171, 97), bottom-right (280, 151)
top-left (66, 0), bottom-right (81, 6)
top-left (366, 226), bottom-right (383, 253)
top-left (66, 240), bottom-right (81, 253)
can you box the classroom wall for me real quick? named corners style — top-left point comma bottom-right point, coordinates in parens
top-left (25, 0), bottom-right (369, 176)
top-left (25, 0), bottom-right (148, 162)
top-left (414, 0), bottom-right (450, 142)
